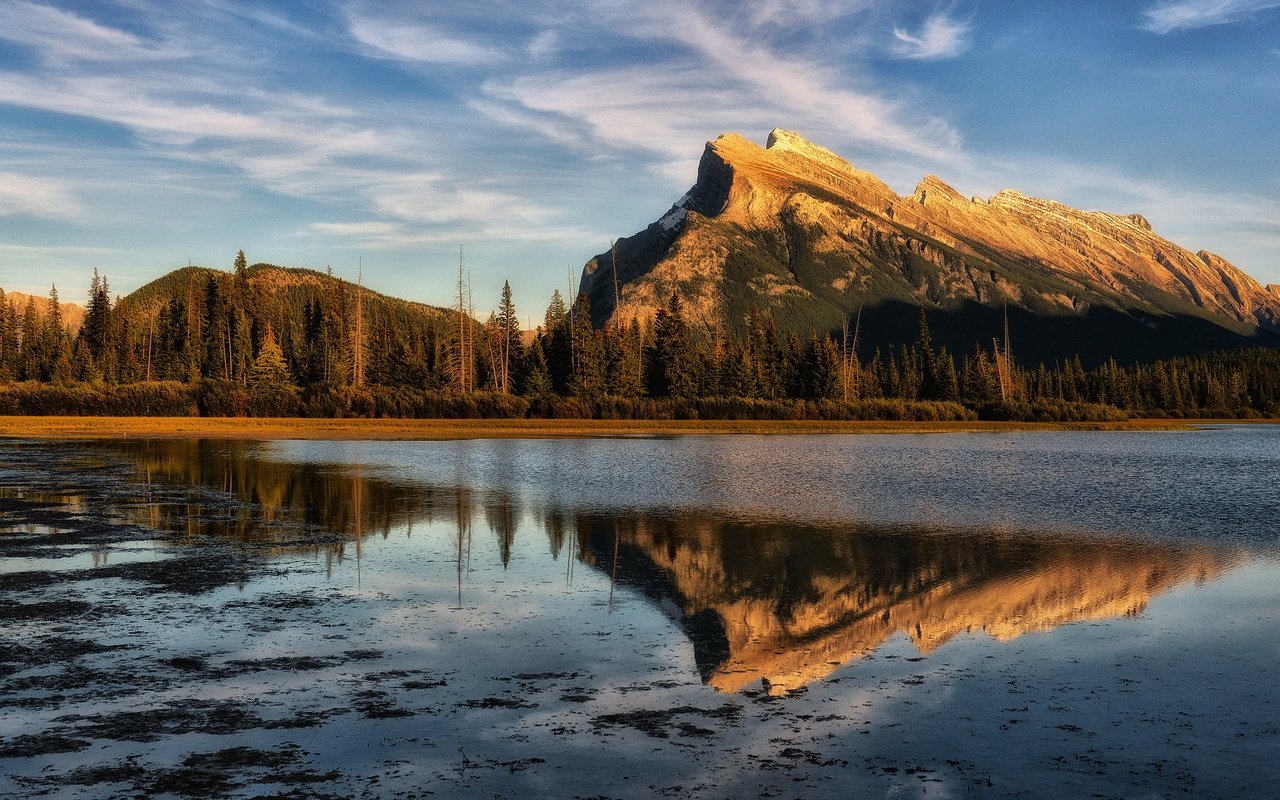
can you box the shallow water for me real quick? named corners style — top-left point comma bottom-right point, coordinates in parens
top-left (0, 428), bottom-right (1278, 798)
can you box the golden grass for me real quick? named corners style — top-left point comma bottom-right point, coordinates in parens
top-left (0, 415), bottom-right (1250, 441)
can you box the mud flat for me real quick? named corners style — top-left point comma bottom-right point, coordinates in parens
top-left (0, 436), bottom-right (1277, 798)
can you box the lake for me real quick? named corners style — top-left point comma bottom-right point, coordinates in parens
top-left (1, 427), bottom-right (1278, 798)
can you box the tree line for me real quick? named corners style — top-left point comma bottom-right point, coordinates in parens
top-left (1, 255), bottom-right (1277, 420)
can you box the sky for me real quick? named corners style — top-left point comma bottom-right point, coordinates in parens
top-left (0, 0), bottom-right (1277, 316)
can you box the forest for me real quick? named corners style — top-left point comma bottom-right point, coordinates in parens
top-left (0, 254), bottom-right (1277, 422)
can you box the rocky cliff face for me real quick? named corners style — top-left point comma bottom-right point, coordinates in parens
top-left (580, 130), bottom-right (1280, 362)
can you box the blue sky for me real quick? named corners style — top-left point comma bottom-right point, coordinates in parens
top-left (0, 0), bottom-right (1277, 316)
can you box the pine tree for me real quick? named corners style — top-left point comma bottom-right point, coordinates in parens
top-left (520, 338), bottom-right (554, 397)
top-left (651, 292), bottom-right (696, 398)
top-left (250, 324), bottom-right (292, 387)
top-left (569, 292), bottom-right (605, 398)
top-left (915, 308), bottom-right (940, 399)
top-left (82, 268), bottom-right (112, 363)
top-left (542, 290), bottom-right (571, 394)
top-left (39, 286), bottom-right (71, 382)
top-left (934, 346), bottom-right (960, 402)
top-left (805, 333), bottom-right (841, 400)
top-left (495, 280), bottom-right (521, 393)
top-left (18, 298), bottom-right (39, 381)
top-left (234, 250), bottom-right (248, 279)
top-left (0, 291), bottom-right (14, 380)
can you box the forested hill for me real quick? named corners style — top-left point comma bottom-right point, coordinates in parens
top-left (111, 262), bottom-right (456, 385)
top-left (129, 262), bottom-right (463, 388)
top-left (0, 260), bottom-right (460, 389)
top-left (2, 255), bottom-right (1279, 422)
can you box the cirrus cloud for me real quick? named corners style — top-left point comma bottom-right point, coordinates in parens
top-left (1140, 0), bottom-right (1280, 33)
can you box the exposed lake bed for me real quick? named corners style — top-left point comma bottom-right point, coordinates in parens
top-left (1, 431), bottom-right (1277, 798)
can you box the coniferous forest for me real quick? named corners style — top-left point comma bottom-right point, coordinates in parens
top-left (1, 255), bottom-right (1278, 422)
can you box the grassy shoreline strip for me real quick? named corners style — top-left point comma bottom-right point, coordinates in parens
top-left (0, 415), bottom-right (1255, 440)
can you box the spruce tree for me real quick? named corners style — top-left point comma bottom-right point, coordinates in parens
top-left (651, 292), bottom-right (696, 398)
top-left (805, 333), bottom-right (841, 400)
top-left (569, 292), bottom-right (605, 398)
top-left (250, 324), bottom-right (292, 387)
top-left (520, 338), bottom-right (554, 397)
top-left (495, 281), bottom-right (521, 393)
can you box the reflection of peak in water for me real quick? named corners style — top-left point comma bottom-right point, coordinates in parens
top-left (577, 516), bottom-right (1238, 694)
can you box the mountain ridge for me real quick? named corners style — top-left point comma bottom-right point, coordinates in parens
top-left (580, 129), bottom-right (1280, 364)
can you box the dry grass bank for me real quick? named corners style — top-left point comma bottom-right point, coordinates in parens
top-left (0, 415), bottom-right (1239, 440)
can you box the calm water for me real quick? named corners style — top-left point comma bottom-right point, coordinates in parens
top-left (1, 427), bottom-right (1278, 798)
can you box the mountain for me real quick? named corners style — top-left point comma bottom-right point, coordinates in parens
top-left (3, 290), bottom-right (87, 334)
top-left (580, 130), bottom-right (1280, 364)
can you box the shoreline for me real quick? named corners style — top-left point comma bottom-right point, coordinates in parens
top-left (0, 415), bottom-right (1272, 440)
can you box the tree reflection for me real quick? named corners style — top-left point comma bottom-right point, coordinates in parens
top-left (95, 439), bottom-right (1240, 694)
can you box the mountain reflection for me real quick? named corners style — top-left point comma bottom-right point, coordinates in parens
top-left (97, 439), bottom-right (1238, 693)
top-left (573, 517), bottom-right (1235, 693)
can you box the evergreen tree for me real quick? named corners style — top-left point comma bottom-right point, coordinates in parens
top-left (542, 290), bottom-right (571, 394)
top-left (650, 292), bottom-right (697, 398)
top-left (0, 292), bottom-right (15, 380)
top-left (234, 250), bottom-right (248, 279)
top-left (915, 308), bottom-right (940, 399)
top-left (934, 346), bottom-right (960, 402)
top-left (250, 324), bottom-right (292, 387)
top-left (18, 299), bottom-right (40, 381)
top-left (805, 333), bottom-right (842, 400)
top-left (569, 292), bottom-right (605, 398)
top-left (606, 318), bottom-right (645, 397)
top-left (495, 280), bottom-right (521, 393)
top-left (520, 338), bottom-right (554, 397)
top-left (83, 268), bottom-right (112, 362)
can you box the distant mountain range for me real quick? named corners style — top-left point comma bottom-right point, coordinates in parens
top-left (579, 130), bottom-right (1280, 365)
top-left (3, 290), bottom-right (86, 334)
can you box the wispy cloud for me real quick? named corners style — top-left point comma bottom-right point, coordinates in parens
top-left (0, 0), bottom-right (176, 62)
top-left (891, 10), bottom-right (973, 59)
top-left (478, 0), bottom-right (962, 173)
top-left (0, 171), bottom-right (80, 218)
top-left (1140, 0), bottom-right (1280, 33)
top-left (349, 14), bottom-right (506, 65)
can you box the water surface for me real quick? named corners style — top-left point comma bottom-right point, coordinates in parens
top-left (0, 427), bottom-right (1276, 798)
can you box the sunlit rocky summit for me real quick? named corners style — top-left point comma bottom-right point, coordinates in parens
top-left (581, 129), bottom-right (1280, 362)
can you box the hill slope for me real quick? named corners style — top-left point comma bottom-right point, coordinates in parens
top-left (110, 263), bottom-right (459, 387)
top-left (580, 130), bottom-right (1280, 364)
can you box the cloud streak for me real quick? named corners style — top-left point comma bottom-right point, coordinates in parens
top-left (1140, 0), bottom-right (1280, 33)
top-left (477, 0), bottom-right (963, 173)
top-left (0, 171), bottom-right (80, 218)
top-left (348, 14), bottom-right (507, 66)
top-left (0, 0), bottom-right (176, 62)
top-left (891, 11), bottom-right (973, 59)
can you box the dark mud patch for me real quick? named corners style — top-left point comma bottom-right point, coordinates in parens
top-left (19, 744), bottom-right (342, 799)
top-left (51, 699), bottom-right (271, 743)
top-left (0, 599), bottom-right (95, 621)
top-left (592, 703), bottom-right (743, 739)
top-left (458, 696), bottom-right (536, 710)
top-left (352, 689), bottom-right (414, 719)
top-left (0, 732), bottom-right (90, 758)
